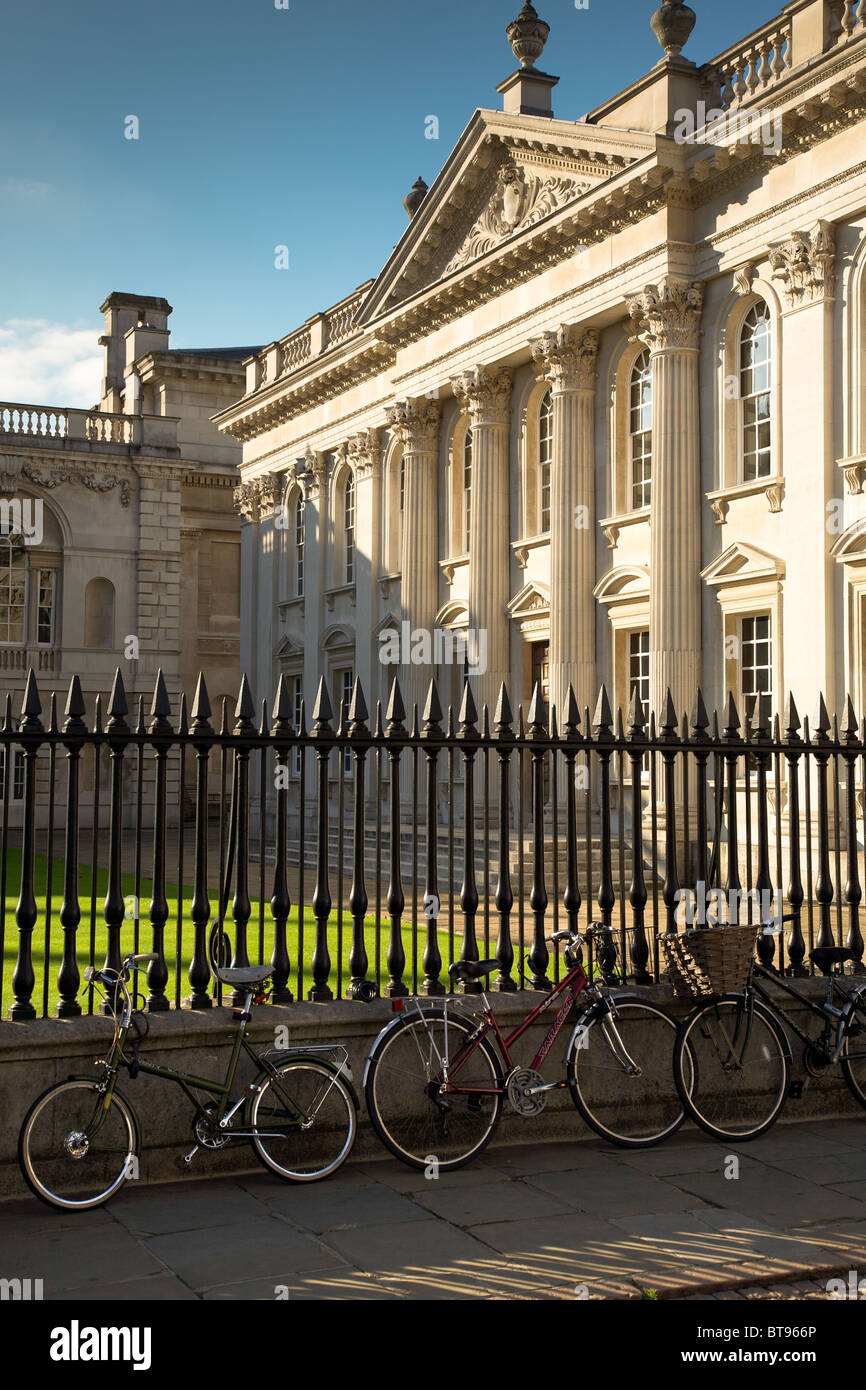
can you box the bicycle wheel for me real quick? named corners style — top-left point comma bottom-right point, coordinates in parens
top-left (840, 995), bottom-right (866, 1110)
top-left (19, 1079), bottom-right (139, 1211)
top-left (674, 994), bottom-right (789, 1141)
top-left (567, 1000), bottom-right (688, 1148)
top-left (249, 1059), bottom-right (357, 1182)
top-left (365, 1011), bottom-right (503, 1171)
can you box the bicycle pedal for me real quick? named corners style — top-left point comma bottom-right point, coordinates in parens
top-left (788, 1080), bottom-right (806, 1100)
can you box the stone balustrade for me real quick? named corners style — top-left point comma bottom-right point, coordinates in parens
top-left (0, 404), bottom-right (179, 453)
top-left (700, 12), bottom-right (793, 112)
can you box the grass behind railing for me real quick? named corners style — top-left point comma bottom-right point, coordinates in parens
top-left (0, 850), bottom-right (427, 1018)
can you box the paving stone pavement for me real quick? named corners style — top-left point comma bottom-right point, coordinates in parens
top-left (3, 1117), bottom-right (866, 1301)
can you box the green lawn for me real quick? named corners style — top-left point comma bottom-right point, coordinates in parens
top-left (0, 849), bottom-right (436, 1018)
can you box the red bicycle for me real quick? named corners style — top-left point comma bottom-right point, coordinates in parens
top-left (363, 925), bottom-right (685, 1170)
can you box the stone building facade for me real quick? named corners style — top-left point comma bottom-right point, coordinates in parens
top-left (0, 292), bottom-right (258, 820)
top-left (218, 0), bottom-right (866, 804)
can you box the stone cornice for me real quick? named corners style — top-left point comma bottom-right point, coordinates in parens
top-left (451, 367), bottom-right (513, 427)
top-left (385, 399), bottom-right (441, 453)
top-left (628, 278), bottom-right (704, 352)
top-left (531, 325), bottom-right (600, 392)
top-left (181, 469), bottom-right (239, 489)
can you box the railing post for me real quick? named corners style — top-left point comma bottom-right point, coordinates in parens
top-left (421, 679), bottom-right (445, 995)
top-left (752, 693), bottom-right (776, 968)
top-left (813, 695), bottom-right (835, 953)
top-left (527, 683), bottom-right (551, 990)
top-left (691, 690), bottom-right (711, 916)
top-left (385, 678), bottom-right (408, 998)
top-left (347, 678), bottom-right (373, 999)
top-left (457, 682), bottom-right (482, 991)
top-left (10, 671), bottom-right (42, 1020)
top-left (57, 676), bottom-right (85, 1017)
top-left (842, 696), bottom-right (864, 971)
top-left (103, 671), bottom-right (130, 1013)
top-left (626, 691), bottom-right (650, 983)
top-left (269, 676), bottom-right (294, 1003)
top-left (187, 675), bottom-right (213, 1008)
top-left (146, 671), bottom-right (171, 1012)
top-left (723, 693), bottom-right (743, 921)
top-left (593, 686), bottom-right (617, 982)
top-left (783, 695), bottom-right (807, 975)
top-left (229, 675), bottom-right (256, 1005)
top-left (307, 678), bottom-right (334, 1002)
top-left (493, 683), bottom-right (517, 991)
top-left (659, 690), bottom-right (680, 939)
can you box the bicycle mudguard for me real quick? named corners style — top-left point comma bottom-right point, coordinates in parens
top-left (362, 1013), bottom-right (412, 1088)
top-left (59, 1076), bottom-right (143, 1151)
top-left (251, 1053), bottom-right (360, 1111)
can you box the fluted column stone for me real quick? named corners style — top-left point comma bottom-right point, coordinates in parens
top-left (531, 326), bottom-right (600, 721)
top-left (451, 367), bottom-right (513, 719)
top-left (386, 398), bottom-right (441, 725)
top-left (628, 279), bottom-right (704, 719)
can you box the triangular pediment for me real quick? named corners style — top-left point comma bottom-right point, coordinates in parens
top-left (701, 542), bottom-right (785, 586)
top-left (507, 580), bottom-right (551, 619)
top-left (356, 110), bottom-right (653, 327)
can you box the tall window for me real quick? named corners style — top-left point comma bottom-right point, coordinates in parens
top-left (344, 473), bottom-right (355, 583)
top-left (630, 349), bottom-right (653, 510)
top-left (740, 614), bottom-right (772, 720)
top-left (399, 456), bottom-right (405, 515)
top-left (0, 747), bottom-right (25, 802)
top-left (295, 494), bottom-right (305, 598)
top-left (538, 389), bottom-right (553, 533)
top-left (37, 569), bottom-right (54, 645)
top-left (463, 427), bottom-right (472, 550)
top-left (740, 302), bottom-right (773, 481)
top-left (628, 630), bottom-right (650, 718)
top-left (292, 676), bottom-right (303, 776)
top-left (0, 534), bottom-right (27, 644)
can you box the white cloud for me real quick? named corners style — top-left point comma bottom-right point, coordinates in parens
top-left (0, 318), bottom-right (102, 407)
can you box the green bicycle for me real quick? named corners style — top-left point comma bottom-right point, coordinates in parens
top-left (18, 952), bottom-right (358, 1211)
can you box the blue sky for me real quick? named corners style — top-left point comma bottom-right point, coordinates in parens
top-left (0, 0), bottom-right (773, 404)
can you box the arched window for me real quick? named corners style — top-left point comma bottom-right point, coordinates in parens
top-left (84, 577), bottom-right (115, 649)
top-left (629, 348), bottom-right (652, 509)
top-left (538, 389), bottom-right (553, 533)
top-left (344, 471), bottom-right (355, 583)
top-left (740, 301), bottom-right (773, 480)
top-left (0, 534), bottom-right (27, 644)
top-left (399, 456), bottom-right (405, 516)
top-left (294, 492), bottom-right (305, 598)
top-left (463, 427), bottom-right (472, 550)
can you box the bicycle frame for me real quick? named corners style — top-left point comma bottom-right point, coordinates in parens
top-left (422, 960), bottom-right (593, 1095)
top-left (750, 965), bottom-right (866, 1065)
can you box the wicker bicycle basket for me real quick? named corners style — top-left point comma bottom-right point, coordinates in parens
top-left (661, 923), bottom-right (759, 1001)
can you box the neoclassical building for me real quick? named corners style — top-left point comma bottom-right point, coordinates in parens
top-left (219, 0), bottom-right (866, 781)
top-left (0, 292), bottom-right (258, 819)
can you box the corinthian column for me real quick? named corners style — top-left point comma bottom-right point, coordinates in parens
top-left (628, 279), bottom-right (704, 720)
top-left (385, 398), bottom-right (441, 724)
top-left (531, 326), bottom-right (600, 722)
top-left (451, 367), bottom-right (512, 718)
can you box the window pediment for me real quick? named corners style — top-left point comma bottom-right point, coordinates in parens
top-left (700, 542), bottom-right (785, 588)
top-left (593, 565), bottom-right (650, 605)
top-left (507, 581), bottom-right (550, 621)
top-left (831, 518), bottom-right (866, 564)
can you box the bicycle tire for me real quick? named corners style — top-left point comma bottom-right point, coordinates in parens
top-left (674, 994), bottom-right (790, 1141)
top-left (365, 1010), bottom-right (503, 1172)
top-left (840, 995), bottom-right (866, 1111)
top-left (19, 1078), bottom-right (139, 1211)
top-left (567, 1000), bottom-right (687, 1148)
top-left (249, 1058), bottom-right (357, 1182)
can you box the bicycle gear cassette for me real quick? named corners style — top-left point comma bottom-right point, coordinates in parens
top-left (506, 1067), bottom-right (547, 1117)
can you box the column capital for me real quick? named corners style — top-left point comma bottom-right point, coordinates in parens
top-left (450, 366), bottom-right (513, 427)
top-left (628, 277), bottom-right (704, 352)
top-left (233, 482), bottom-right (260, 523)
top-left (296, 444), bottom-right (329, 500)
top-left (769, 221), bottom-right (836, 309)
top-left (347, 427), bottom-right (382, 479)
top-left (531, 325), bottom-right (600, 392)
top-left (386, 398), bottom-right (441, 452)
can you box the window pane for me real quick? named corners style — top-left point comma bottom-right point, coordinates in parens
top-left (539, 390), bottom-right (553, 533)
top-left (464, 428), bottom-right (472, 549)
top-left (740, 303), bottom-right (772, 480)
top-left (629, 350), bottom-right (652, 509)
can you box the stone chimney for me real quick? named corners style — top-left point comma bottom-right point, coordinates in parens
top-left (98, 292), bottom-right (172, 412)
top-left (497, 3), bottom-right (558, 118)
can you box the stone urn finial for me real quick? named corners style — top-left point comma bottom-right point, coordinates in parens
top-left (506, 3), bottom-right (550, 71)
top-left (402, 176), bottom-right (429, 221)
top-left (650, 0), bottom-right (697, 58)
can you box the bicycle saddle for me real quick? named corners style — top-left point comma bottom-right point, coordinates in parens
top-left (213, 963), bottom-right (274, 987)
top-left (449, 959), bottom-right (498, 983)
top-left (810, 946), bottom-right (858, 974)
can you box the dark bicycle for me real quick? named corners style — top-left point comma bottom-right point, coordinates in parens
top-left (673, 934), bottom-right (866, 1141)
top-left (18, 950), bottom-right (358, 1210)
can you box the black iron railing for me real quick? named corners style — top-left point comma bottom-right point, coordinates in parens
top-left (1, 667), bottom-right (864, 1019)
